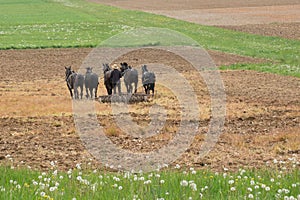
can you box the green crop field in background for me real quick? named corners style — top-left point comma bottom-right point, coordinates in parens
top-left (0, 0), bottom-right (299, 70)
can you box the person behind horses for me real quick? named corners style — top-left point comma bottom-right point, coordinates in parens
top-left (110, 64), bottom-right (122, 95)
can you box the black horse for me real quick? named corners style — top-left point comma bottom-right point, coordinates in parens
top-left (141, 65), bottom-right (156, 95)
top-left (102, 63), bottom-right (113, 95)
top-left (65, 66), bottom-right (84, 99)
top-left (120, 62), bottom-right (138, 94)
top-left (85, 67), bottom-right (99, 99)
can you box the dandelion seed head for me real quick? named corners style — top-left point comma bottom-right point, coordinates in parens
top-left (180, 180), bottom-right (188, 187)
top-left (190, 182), bottom-right (197, 191)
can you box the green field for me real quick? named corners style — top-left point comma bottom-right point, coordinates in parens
top-left (0, 162), bottom-right (299, 200)
top-left (0, 1), bottom-right (299, 199)
top-left (0, 0), bottom-right (299, 69)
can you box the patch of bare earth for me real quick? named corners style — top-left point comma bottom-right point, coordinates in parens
top-left (218, 22), bottom-right (300, 40)
top-left (0, 48), bottom-right (299, 171)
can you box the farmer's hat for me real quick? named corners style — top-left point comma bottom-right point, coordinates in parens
top-left (112, 64), bottom-right (119, 69)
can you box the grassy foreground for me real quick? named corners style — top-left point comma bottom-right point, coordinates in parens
top-left (0, 158), bottom-right (299, 200)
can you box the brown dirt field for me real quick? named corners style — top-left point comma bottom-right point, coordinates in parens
top-left (89, 0), bottom-right (300, 10)
top-left (0, 48), bottom-right (299, 171)
top-left (217, 22), bottom-right (300, 40)
top-left (0, 0), bottom-right (299, 172)
top-left (90, 0), bottom-right (300, 40)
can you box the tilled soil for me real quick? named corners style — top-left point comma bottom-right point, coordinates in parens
top-left (0, 48), bottom-right (299, 171)
top-left (217, 22), bottom-right (300, 40)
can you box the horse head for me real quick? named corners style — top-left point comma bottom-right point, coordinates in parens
top-left (120, 62), bottom-right (129, 73)
top-left (86, 67), bottom-right (93, 74)
top-left (142, 65), bottom-right (148, 74)
top-left (65, 66), bottom-right (73, 81)
top-left (102, 63), bottom-right (111, 73)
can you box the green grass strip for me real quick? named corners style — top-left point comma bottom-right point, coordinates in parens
top-left (0, 164), bottom-right (299, 200)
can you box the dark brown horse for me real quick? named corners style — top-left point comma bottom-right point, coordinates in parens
top-left (65, 66), bottom-right (84, 99)
top-left (102, 63), bottom-right (113, 95)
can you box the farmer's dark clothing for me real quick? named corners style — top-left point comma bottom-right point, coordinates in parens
top-left (110, 69), bottom-right (122, 94)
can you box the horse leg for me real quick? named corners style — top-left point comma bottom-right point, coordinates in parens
top-left (105, 86), bottom-right (109, 95)
top-left (129, 84), bottom-right (133, 94)
top-left (68, 88), bottom-right (73, 98)
top-left (143, 84), bottom-right (147, 94)
top-left (89, 88), bottom-right (93, 99)
top-left (134, 81), bottom-right (137, 93)
top-left (67, 84), bottom-right (73, 98)
top-left (85, 87), bottom-right (89, 99)
top-left (74, 87), bottom-right (79, 99)
top-left (126, 83), bottom-right (130, 94)
top-left (151, 83), bottom-right (155, 95)
top-left (80, 85), bottom-right (83, 99)
top-left (95, 85), bottom-right (98, 98)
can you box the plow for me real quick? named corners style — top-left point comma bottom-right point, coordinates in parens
top-left (96, 93), bottom-right (150, 103)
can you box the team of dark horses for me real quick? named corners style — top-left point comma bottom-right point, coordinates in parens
top-left (65, 63), bottom-right (156, 99)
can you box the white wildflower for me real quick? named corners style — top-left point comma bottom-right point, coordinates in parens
top-left (190, 182), bottom-right (197, 191)
top-left (50, 161), bottom-right (55, 167)
top-left (180, 180), bottom-right (188, 187)
top-left (76, 163), bottom-right (81, 170)
top-left (199, 193), bottom-right (203, 198)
